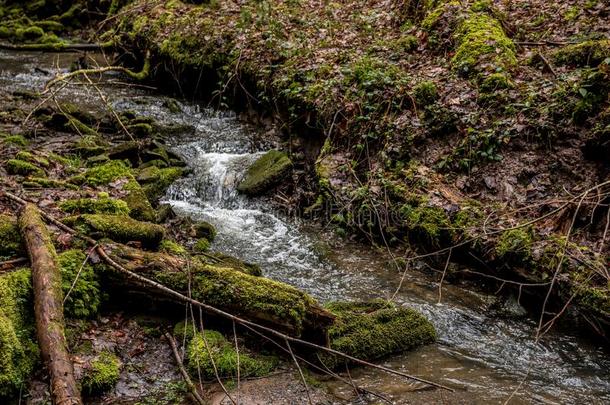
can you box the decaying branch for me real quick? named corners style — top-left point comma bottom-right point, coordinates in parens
top-left (18, 203), bottom-right (83, 405)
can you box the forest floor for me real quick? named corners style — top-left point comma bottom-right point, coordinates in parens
top-left (0, 0), bottom-right (609, 403)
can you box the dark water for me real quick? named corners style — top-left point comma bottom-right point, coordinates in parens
top-left (2, 50), bottom-right (609, 404)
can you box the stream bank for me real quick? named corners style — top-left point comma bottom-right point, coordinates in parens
top-left (0, 0), bottom-right (609, 403)
top-left (109, 0), bottom-right (610, 340)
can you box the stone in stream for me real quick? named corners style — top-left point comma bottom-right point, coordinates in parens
top-left (237, 150), bottom-right (293, 195)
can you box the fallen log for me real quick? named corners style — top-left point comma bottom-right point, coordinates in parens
top-left (18, 204), bottom-right (82, 405)
top-left (101, 242), bottom-right (335, 339)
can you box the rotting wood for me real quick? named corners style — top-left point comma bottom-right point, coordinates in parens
top-left (18, 203), bottom-right (83, 405)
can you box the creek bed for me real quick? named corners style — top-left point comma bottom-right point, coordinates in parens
top-left (1, 50), bottom-right (609, 404)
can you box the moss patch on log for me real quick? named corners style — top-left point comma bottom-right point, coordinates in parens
top-left (62, 214), bottom-right (165, 248)
top-left (59, 194), bottom-right (130, 216)
top-left (237, 150), bottom-right (292, 195)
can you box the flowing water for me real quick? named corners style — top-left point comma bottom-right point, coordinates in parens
top-left (2, 51), bottom-right (609, 404)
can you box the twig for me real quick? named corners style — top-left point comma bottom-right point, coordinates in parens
top-left (286, 339), bottom-right (313, 405)
top-left (0, 257), bottom-right (28, 268)
top-left (165, 332), bottom-right (206, 405)
top-left (43, 52), bottom-right (151, 92)
top-left (437, 248), bottom-right (452, 304)
top-left (0, 42), bottom-right (112, 52)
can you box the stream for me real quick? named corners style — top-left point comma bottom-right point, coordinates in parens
top-left (2, 51), bottom-right (609, 404)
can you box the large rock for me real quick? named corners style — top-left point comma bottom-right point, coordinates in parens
top-left (237, 150), bottom-right (292, 195)
top-left (320, 300), bottom-right (435, 368)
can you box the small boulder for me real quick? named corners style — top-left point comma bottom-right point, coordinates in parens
top-left (237, 150), bottom-right (292, 195)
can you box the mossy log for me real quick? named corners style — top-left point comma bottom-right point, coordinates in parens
top-left (101, 243), bottom-right (334, 338)
top-left (18, 204), bottom-right (82, 405)
top-left (62, 214), bottom-right (164, 248)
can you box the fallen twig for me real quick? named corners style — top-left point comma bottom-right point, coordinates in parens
top-left (165, 332), bottom-right (206, 405)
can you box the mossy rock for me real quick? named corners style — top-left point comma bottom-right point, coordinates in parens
top-left (123, 187), bottom-right (156, 222)
top-left (237, 150), bottom-right (293, 195)
top-left (194, 221), bottom-right (217, 241)
top-left (0, 215), bottom-right (25, 258)
top-left (62, 214), bottom-right (164, 248)
top-left (59, 195), bottom-right (130, 216)
top-left (81, 351), bottom-right (121, 395)
top-left (6, 159), bottom-right (45, 177)
top-left (186, 330), bottom-right (277, 379)
top-left (2, 134), bottom-right (28, 147)
top-left (141, 167), bottom-right (184, 201)
top-left (58, 249), bottom-right (101, 318)
top-left (0, 269), bottom-right (38, 398)
top-left (320, 301), bottom-right (435, 369)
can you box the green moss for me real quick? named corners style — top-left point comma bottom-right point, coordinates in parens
top-left (62, 214), bottom-right (165, 248)
top-left (2, 134), bottom-right (28, 147)
top-left (6, 159), bottom-right (44, 177)
top-left (0, 268), bottom-right (38, 398)
top-left (0, 215), bottom-right (24, 259)
top-left (186, 330), bottom-right (277, 379)
top-left (81, 351), bottom-right (121, 395)
top-left (123, 186), bottom-right (156, 222)
top-left (321, 300), bottom-right (435, 369)
top-left (400, 204), bottom-right (452, 244)
top-left (421, 1), bottom-right (460, 31)
top-left (553, 40), bottom-right (610, 67)
top-left (237, 150), bottom-right (292, 195)
top-left (479, 72), bottom-right (512, 92)
top-left (59, 196), bottom-right (130, 216)
top-left (24, 177), bottom-right (79, 190)
top-left (58, 250), bottom-right (101, 319)
top-left (193, 238), bottom-right (210, 253)
top-left (16, 151), bottom-right (49, 167)
top-left (141, 167), bottom-right (184, 201)
top-left (452, 13), bottom-right (516, 76)
top-left (35, 20), bottom-right (64, 32)
top-left (203, 253), bottom-right (262, 277)
top-left (194, 221), bottom-right (217, 241)
top-left (73, 160), bottom-right (132, 186)
top-left (413, 81), bottom-right (438, 106)
top-left (152, 257), bottom-right (319, 335)
top-left (496, 227), bottom-right (535, 260)
top-left (16, 26), bottom-right (44, 41)
top-left (159, 239), bottom-right (188, 256)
